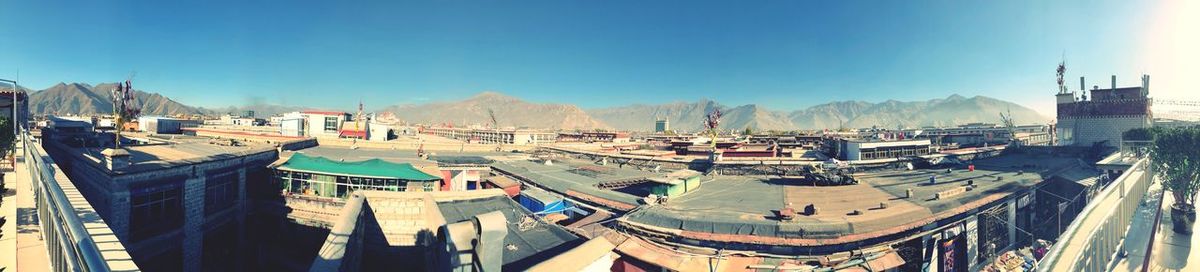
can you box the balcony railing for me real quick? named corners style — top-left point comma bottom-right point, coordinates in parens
top-left (23, 131), bottom-right (139, 272)
top-left (1037, 157), bottom-right (1152, 271)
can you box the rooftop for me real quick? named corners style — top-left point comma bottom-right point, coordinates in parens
top-left (520, 187), bottom-right (563, 204)
top-left (275, 153), bottom-right (441, 180)
top-left (53, 133), bottom-right (277, 174)
top-left (291, 145), bottom-right (509, 164)
top-left (490, 157), bottom-right (663, 209)
top-left (496, 152), bottom-right (1096, 254)
top-left (434, 192), bottom-right (584, 270)
top-left (316, 189), bottom-right (585, 271)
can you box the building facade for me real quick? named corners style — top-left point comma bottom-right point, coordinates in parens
top-left (423, 127), bottom-right (556, 145)
top-left (1055, 75), bottom-right (1152, 147)
top-left (42, 134), bottom-right (278, 272)
top-left (299, 111), bottom-right (353, 138)
top-left (830, 138), bottom-right (932, 161)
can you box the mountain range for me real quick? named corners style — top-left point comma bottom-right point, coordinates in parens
top-left (25, 83), bottom-right (206, 116)
top-left (12, 83), bottom-right (306, 117)
top-left (376, 92), bottom-right (1049, 131)
top-left (587, 95), bottom-right (1049, 131)
top-left (377, 91), bottom-right (610, 130)
top-left (11, 82), bottom-right (1050, 131)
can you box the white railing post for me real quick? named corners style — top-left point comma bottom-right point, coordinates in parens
top-left (1038, 158), bottom-right (1152, 271)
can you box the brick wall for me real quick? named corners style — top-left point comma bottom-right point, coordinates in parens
top-left (182, 176), bottom-right (206, 272)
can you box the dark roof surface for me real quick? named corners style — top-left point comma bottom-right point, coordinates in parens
top-left (436, 195), bottom-right (584, 271)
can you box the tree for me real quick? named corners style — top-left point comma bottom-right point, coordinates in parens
top-left (743, 127), bottom-right (753, 136)
top-left (1150, 126), bottom-right (1200, 233)
top-left (1122, 127), bottom-right (1158, 141)
top-left (0, 117), bottom-right (13, 156)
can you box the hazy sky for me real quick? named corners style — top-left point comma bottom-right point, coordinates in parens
top-left (1, 1), bottom-right (1195, 116)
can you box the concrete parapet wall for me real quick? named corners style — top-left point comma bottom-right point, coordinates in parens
top-left (26, 137), bottom-right (141, 270)
top-left (281, 138), bottom-right (318, 151)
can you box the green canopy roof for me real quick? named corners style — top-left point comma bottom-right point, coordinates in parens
top-left (278, 153), bottom-right (442, 180)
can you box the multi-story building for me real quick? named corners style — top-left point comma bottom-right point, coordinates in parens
top-left (1055, 75), bottom-right (1152, 147)
top-left (41, 131), bottom-right (278, 272)
top-left (295, 111), bottom-right (353, 138)
top-left (422, 126), bottom-right (556, 145)
top-left (827, 138), bottom-right (932, 161)
top-left (556, 131), bottom-right (631, 143)
top-left (905, 123), bottom-right (1049, 139)
top-left (655, 119), bottom-right (670, 133)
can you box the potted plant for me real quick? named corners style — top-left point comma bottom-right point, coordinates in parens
top-left (1149, 126), bottom-right (1200, 234)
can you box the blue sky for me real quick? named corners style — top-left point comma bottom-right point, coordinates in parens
top-left (1, 1), bottom-right (1192, 115)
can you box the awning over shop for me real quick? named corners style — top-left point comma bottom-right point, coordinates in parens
top-left (339, 129), bottom-right (366, 138)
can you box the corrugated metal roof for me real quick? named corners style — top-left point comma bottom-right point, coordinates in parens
top-left (521, 188), bottom-right (563, 205)
top-left (276, 153), bottom-right (441, 180)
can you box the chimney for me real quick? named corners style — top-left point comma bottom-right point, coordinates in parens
top-left (1142, 74), bottom-right (1150, 96)
top-left (474, 211), bottom-right (507, 272)
top-left (438, 210), bottom-right (507, 272)
top-left (1112, 75), bottom-right (1117, 90)
top-left (101, 148), bottom-right (131, 171)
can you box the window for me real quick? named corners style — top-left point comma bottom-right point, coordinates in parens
top-left (201, 222), bottom-right (237, 272)
top-left (205, 172), bottom-right (239, 215)
top-left (324, 116), bottom-right (339, 132)
top-left (130, 186), bottom-right (183, 241)
top-left (422, 181), bottom-right (434, 192)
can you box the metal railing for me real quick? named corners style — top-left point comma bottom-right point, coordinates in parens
top-left (1037, 158), bottom-right (1152, 271)
top-left (22, 131), bottom-right (121, 272)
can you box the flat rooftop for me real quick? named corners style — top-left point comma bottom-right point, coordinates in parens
top-left (352, 190), bottom-right (584, 271)
top-left (55, 133), bottom-right (278, 174)
top-left (621, 154), bottom-right (1096, 248)
top-left (489, 151), bottom-right (1097, 251)
top-left (490, 157), bottom-right (664, 208)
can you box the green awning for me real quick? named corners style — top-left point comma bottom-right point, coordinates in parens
top-left (277, 153), bottom-right (441, 181)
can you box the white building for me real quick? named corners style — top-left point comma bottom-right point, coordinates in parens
top-left (137, 116), bottom-right (184, 134)
top-left (423, 127), bottom-right (556, 145)
top-left (837, 138), bottom-right (932, 161)
top-left (368, 122), bottom-right (391, 141)
top-left (1054, 75), bottom-right (1152, 147)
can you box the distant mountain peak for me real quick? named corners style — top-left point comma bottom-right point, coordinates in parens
top-left (589, 95), bottom-right (1049, 131)
top-left (379, 90), bottom-right (610, 130)
top-left (471, 91), bottom-right (511, 99)
top-left (28, 82), bottom-right (205, 117)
